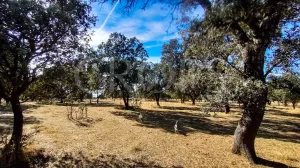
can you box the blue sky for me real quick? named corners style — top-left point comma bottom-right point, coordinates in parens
top-left (88, 1), bottom-right (203, 63)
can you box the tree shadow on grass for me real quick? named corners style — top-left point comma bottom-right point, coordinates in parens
top-left (53, 101), bottom-right (123, 109)
top-left (111, 107), bottom-right (299, 167)
top-left (0, 114), bottom-right (41, 128)
top-left (111, 106), bottom-right (300, 144)
top-left (0, 103), bottom-right (43, 114)
top-left (256, 157), bottom-right (294, 168)
top-left (0, 115), bottom-right (42, 147)
top-left (257, 121), bottom-right (300, 143)
top-left (0, 105), bottom-right (42, 146)
top-left (68, 117), bottom-right (103, 127)
top-left (158, 106), bottom-right (201, 111)
top-left (88, 102), bottom-right (123, 108)
top-left (26, 149), bottom-right (163, 168)
top-left (111, 108), bottom-right (234, 136)
top-left (267, 109), bottom-right (300, 118)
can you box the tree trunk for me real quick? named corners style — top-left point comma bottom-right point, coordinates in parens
top-left (154, 94), bottom-right (160, 106)
top-left (79, 96), bottom-right (84, 102)
top-left (60, 97), bottom-right (63, 103)
top-left (292, 100), bottom-right (296, 109)
top-left (96, 90), bottom-right (99, 104)
top-left (123, 96), bottom-right (129, 109)
top-left (190, 96), bottom-right (195, 105)
top-left (232, 44), bottom-right (268, 163)
top-left (180, 94), bottom-right (185, 103)
top-left (284, 100), bottom-right (288, 106)
top-left (225, 104), bottom-right (230, 113)
top-left (232, 95), bottom-right (266, 163)
top-left (11, 96), bottom-right (24, 165)
top-left (122, 91), bottom-right (130, 109)
top-left (2, 95), bottom-right (27, 166)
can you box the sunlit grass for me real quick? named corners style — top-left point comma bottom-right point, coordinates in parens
top-left (1, 99), bottom-right (299, 167)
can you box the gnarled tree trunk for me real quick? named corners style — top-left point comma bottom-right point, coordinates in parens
top-left (232, 44), bottom-right (268, 163)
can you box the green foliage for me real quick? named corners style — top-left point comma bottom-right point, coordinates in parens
top-left (86, 48), bottom-right (106, 99)
top-left (22, 62), bottom-right (84, 102)
top-left (184, 0), bottom-right (299, 80)
top-left (0, 0), bottom-right (96, 101)
top-left (175, 68), bottom-right (217, 104)
top-left (269, 74), bottom-right (300, 108)
top-left (139, 63), bottom-right (161, 93)
top-left (98, 32), bottom-right (148, 108)
top-left (161, 39), bottom-right (185, 79)
top-left (161, 39), bottom-right (187, 100)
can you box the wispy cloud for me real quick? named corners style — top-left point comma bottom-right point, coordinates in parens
top-left (88, 2), bottom-right (204, 61)
top-left (98, 0), bottom-right (120, 31)
top-left (90, 3), bottom-right (180, 47)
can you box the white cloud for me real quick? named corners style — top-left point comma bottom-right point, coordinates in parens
top-left (89, 3), bottom-right (181, 48)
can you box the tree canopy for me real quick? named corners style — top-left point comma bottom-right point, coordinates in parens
top-left (98, 32), bottom-right (148, 109)
top-left (0, 0), bottom-right (95, 165)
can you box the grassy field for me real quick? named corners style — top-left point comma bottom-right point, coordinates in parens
top-left (1, 99), bottom-right (300, 167)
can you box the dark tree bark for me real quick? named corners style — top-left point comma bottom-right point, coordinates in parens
top-left (189, 95), bottom-right (196, 105)
top-left (60, 98), bottom-right (64, 103)
top-left (2, 94), bottom-right (27, 167)
top-left (192, 99), bottom-right (195, 105)
top-left (224, 104), bottom-right (230, 113)
top-left (123, 96), bottom-right (129, 109)
top-left (232, 45), bottom-right (268, 163)
top-left (11, 95), bottom-right (23, 165)
top-left (154, 93), bottom-right (160, 106)
top-left (122, 89), bottom-right (130, 110)
top-left (96, 90), bottom-right (99, 104)
top-left (292, 100), bottom-right (296, 109)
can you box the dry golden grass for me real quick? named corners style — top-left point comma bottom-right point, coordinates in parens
top-left (1, 99), bottom-right (300, 167)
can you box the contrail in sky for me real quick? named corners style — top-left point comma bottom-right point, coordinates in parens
top-left (99, 0), bottom-right (120, 31)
